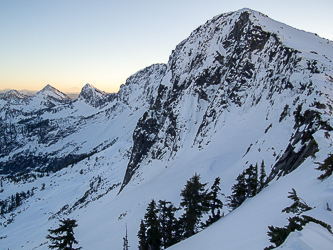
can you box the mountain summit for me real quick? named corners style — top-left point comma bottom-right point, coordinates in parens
top-left (78, 83), bottom-right (109, 107)
top-left (31, 84), bottom-right (71, 108)
top-left (120, 8), bottom-right (333, 191)
top-left (37, 84), bottom-right (69, 100)
top-left (2, 90), bottom-right (26, 99)
top-left (0, 9), bottom-right (333, 250)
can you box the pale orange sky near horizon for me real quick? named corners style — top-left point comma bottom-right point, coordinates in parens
top-left (1, 0), bottom-right (333, 94)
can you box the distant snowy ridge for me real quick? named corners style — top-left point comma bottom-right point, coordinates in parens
top-left (0, 8), bottom-right (333, 250)
top-left (0, 63), bottom-right (167, 176)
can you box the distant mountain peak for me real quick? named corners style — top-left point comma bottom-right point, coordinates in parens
top-left (38, 84), bottom-right (56, 94)
top-left (82, 83), bottom-right (96, 89)
top-left (2, 90), bottom-right (27, 99)
top-left (41, 84), bottom-right (55, 90)
top-left (78, 83), bottom-right (109, 107)
top-left (37, 84), bottom-right (70, 100)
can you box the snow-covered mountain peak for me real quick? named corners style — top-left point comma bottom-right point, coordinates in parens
top-left (120, 7), bottom-right (333, 191)
top-left (0, 90), bottom-right (28, 106)
top-left (81, 83), bottom-right (97, 90)
top-left (39, 84), bottom-right (56, 92)
top-left (167, 8), bottom-right (332, 82)
top-left (248, 9), bottom-right (333, 60)
top-left (2, 89), bottom-right (27, 100)
top-left (36, 84), bottom-right (70, 100)
top-left (78, 83), bottom-right (109, 107)
top-left (22, 84), bottom-right (72, 109)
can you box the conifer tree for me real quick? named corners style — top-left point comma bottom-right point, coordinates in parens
top-left (258, 160), bottom-right (267, 192)
top-left (316, 153), bottom-right (333, 180)
top-left (228, 172), bottom-right (247, 210)
top-left (158, 200), bottom-right (168, 248)
top-left (180, 173), bottom-right (210, 237)
top-left (265, 189), bottom-right (313, 249)
top-left (46, 218), bottom-right (81, 250)
top-left (15, 192), bottom-right (21, 207)
top-left (266, 224), bottom-right (289, 249)
top-left (144, 199), bottom-right (162, 250)
top-left (205, 177), bottom-right (223, 226)
top-left (281, 188), bottom-right (312, 215)
top-left (245, 164), bottom-right (258, 198)
top-left (173, 216), bottom-right (185, 244)
top-left (266, 216), bottom-right (308, 249)
top-left (138, 220), bottom-right (147, 250)
top-left (158, 200), bottom-right (179, 248)
top-left (123, 223), bottom-right (129, 250)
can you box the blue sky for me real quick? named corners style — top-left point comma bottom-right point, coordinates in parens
top-left (1, 0), bottom-right (332, 93)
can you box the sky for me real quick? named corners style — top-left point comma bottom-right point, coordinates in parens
top-left (0, 0), bottom-right (332, 94)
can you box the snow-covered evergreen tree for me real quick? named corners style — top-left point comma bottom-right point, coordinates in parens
top-left (316, 153), bottom-right (333, 180)
top-left (158, 200), bottom-right (179, 248)
top-left (138, 220), bottom-right (147, 250)
top-left (46, 218), bottom-right (81, 250)
top-left (281, 188), bottom-right (311, 215)
top-left (144, 199), bottom-right (162, 250)
top-left (228, 172), bottom-right (247, 210)
top-left (245, 164), bottom-right (258, 198)
top-left (258, 160), bottom-right (267, 193)
top-left (123, 223), bottom-right (129, 250)
top-left (205, 177), bottom-right (223, 226)
top-left (180, 173), bottom-right (210, 237)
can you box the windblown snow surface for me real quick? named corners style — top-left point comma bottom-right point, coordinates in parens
top-left (1, 8), bottom-right (333, 250)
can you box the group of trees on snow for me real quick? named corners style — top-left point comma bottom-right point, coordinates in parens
top-left (137, 173), bottom-right (221, 250)
top-left (0, 188), bottom-right (37, 217)
top-left (34, 153), bottom-right (333, 249)
top-left (228, 161), bottom-right (267, 210)
top-left (12, 151), bottom-right (331, 250)
top-left (138, 162), bottom-right (268, 250)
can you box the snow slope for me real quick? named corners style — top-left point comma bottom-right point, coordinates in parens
top-left (1, 8), bottom-right (333, 250)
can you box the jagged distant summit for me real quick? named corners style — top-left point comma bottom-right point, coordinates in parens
top-left (78, 83), bottom-right (110, 107)
top-left (2, 90), bottom-right (27, 99)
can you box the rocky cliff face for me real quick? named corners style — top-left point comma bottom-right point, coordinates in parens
top-left (120, 8), bottom-right (333, 190)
